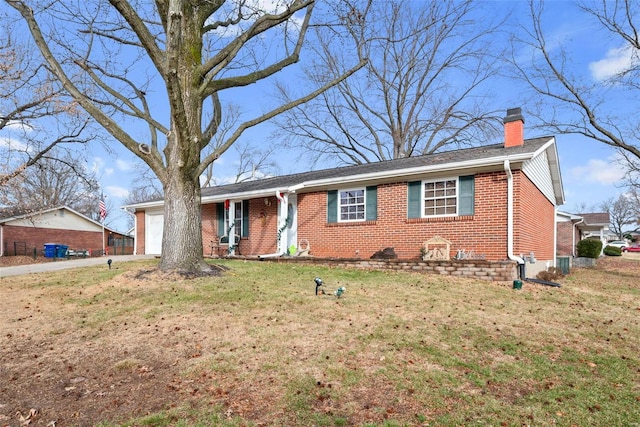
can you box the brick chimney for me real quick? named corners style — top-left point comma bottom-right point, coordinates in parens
top-left (503, 107), bottom-right (524, 147)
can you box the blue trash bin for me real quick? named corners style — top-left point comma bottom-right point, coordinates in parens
top-left (44, 243), bottom-right (57, 258)
top-left (57, 245), bottom-right (69, 258)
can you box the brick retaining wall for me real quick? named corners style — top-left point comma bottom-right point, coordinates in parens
top-left (254, 256), bottom-right (518, 282)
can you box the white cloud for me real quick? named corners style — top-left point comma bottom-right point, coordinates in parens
top-left (106, 185), bottom-right (130, 199)
top-left (570, 158), bottom-right (626, 184)
top-left (90, 156), bottom-right (115, 176)
top-left (589, 45), bottom-right (638, 81)
top-left (0, 136), bottom-right (28, 151)
top-left (2, 120), bottom-right (35, 133)
top-left (90, 157), bottom-right (105, 174)
top-left (116, 159), bottom-right (133, 171)
top-left (207, 0), bottom-right (304, 38)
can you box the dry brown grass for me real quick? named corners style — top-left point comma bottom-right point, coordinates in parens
top-left (1, 256), bottom-right (639, 426)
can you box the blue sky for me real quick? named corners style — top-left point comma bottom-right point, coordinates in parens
top-left (5, 1), bottom-right (631, 233)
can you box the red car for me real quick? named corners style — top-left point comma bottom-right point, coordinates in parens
top-left (622, 245), bottom-right (640, 252)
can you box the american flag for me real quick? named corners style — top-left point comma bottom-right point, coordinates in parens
top-left (99, 196), bottom-right (106, 222)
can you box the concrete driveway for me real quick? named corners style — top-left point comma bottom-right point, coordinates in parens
top-left (0, 255), bottom-right (157, 278)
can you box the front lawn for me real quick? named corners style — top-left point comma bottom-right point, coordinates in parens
top-left (1, 257), bottom-right (638, 426)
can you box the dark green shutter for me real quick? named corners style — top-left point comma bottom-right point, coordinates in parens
top-left (407, 181), bottom-right (422, 218)
top-left (459, 175), bottom-right (475, 216)
top-left (216, 203), bottom-right (225, 237)
top-left (242, 200), bottom-right (249, 236)
top-left (366, 186), bottom-right (377, 220)
top-left (327, 190), bottom-right (338, 223)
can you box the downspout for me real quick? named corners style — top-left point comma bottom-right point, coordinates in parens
top-left (572, 217), bottom-right (584, 257)
top-left (553, 208), bottom-right (558, 268)
top-left (121, 208), bottom-right (137, 255)
top-left (504, 160), bottom-right (525, 278)
top-left (228, 201), bottom-right (237, 256)
top-left (258, 191), bottom-right (288, 259)
top-left (0, 224), bottom-right (4, 256)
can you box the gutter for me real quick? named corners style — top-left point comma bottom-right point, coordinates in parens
top-left (504, 160), bottom-right (525, 274)
top-left (129, 148), bottom-right (544, 211)
top-left (196, 154), bottom-right (533, 206)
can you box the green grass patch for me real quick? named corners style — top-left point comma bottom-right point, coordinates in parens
top-left (2, 257), bottom-right (639, 426)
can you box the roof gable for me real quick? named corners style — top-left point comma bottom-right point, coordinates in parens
top-left (0, 206), bottom-right (122, 234)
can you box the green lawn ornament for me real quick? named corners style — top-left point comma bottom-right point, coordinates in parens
top-left (314, 277), bottom-right (346, 298)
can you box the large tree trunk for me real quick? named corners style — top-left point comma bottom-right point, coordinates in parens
top-left (159, 169), bottom-right (208, 272)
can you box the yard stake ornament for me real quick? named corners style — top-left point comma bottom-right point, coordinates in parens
top-left (314, 277), bottom-right (346, 298)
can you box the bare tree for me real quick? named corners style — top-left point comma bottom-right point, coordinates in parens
top-left (6, 0), bottom-right (367, 272)
top-left (600, 194), bottom-right (636, 240)
top-left (0, 18), bottom-right (92, 186)
top-left (202, 140), bottom-right (279, 187)
top-left (514, 1), bottom-right (640, 177)
top-left (274, 0), bottom-right (504, 165)
top-left (0, 150), bottom-right (100, 218)
top-left (627, 187), bottom-right (640, 225)
top-left (197, 103), bottom-right (278, 187)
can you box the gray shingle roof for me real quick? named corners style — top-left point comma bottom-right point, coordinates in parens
top-left (578, 212), bottom-right (610, 226)
top-left (200, 136), bottom-right (553, 198)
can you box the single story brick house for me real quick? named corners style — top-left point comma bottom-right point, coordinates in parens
top-left (127, 109), bottom-right (565, 278)
top-left (556, 211), bottom-right (610, 257)
top-left (0, 206), bottom-right (133, 257)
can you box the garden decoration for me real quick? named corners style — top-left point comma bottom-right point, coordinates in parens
top-left (314, 277), bottom-right (346, 298)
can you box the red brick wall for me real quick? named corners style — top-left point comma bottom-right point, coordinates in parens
top-left (295, 171), bottom-right (512, 260)
top-left (556, 221), bottom-right (574, 256)
top-left (139, 169), bottom-right (556, 263)
top-left (201, 204), bottom-right (217, 256)
top-left (135, 211), bottom-right (146, 254)
top-left (513, 171), bottom-right (555, 260)
top-left (2, 224), bottom-right (103, 256)
top-left (245, 197), bottom-right (279, 255)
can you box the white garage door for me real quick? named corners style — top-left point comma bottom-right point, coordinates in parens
top-left (145, 212), bottom-right (164, 255)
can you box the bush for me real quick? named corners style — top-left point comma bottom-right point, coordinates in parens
top-left (537, 267), bottom-right (565, 281)
top-left (576, 239), bottom-right (603, 258)
top-left (603, 245), bottom-right (622, 256)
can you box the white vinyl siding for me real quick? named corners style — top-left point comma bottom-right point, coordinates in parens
top-left (523, 150), bottom-right (556, 204)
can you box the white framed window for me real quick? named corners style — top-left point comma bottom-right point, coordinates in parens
top-left (408, 176), bottom-right (474, 219)
top-left (339, 188), bottom-right (365, 222)
top-left (423, 178), bottom-right (458, 217)
top-left (223, 202), bottom-right (243, 237)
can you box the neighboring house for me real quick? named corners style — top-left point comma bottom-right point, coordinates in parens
top-left (127, 108), bottom-right (565, 278)
top-left (556, 211), bottom-right (610, 256)
top-left (0, 206), bottom-right (133, 257)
